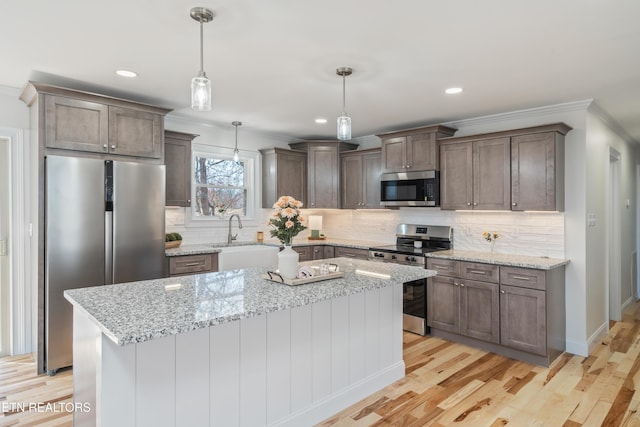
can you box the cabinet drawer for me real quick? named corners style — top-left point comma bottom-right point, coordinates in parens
top-left (334, 246), bottom-right (369, 260)
top-left (500, 267), bottom-right (546, 291)
top-left (459, 262), bottom-right (499, 284)
top-left (169, 254), bottom-right (217, 276)
top-left (426, 258), bottom-right (459, 277)
top-left (293, 246), bottom-right (313, 261)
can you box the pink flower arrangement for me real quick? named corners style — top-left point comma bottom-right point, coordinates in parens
top-left (267, 196), bottom-right (306, 245)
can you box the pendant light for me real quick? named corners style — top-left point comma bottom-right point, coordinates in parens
top-left (232, 121), bottom-right (242, 162)
top-left (336, 67), bottom-right (353, 141)
top-left (190, 7), bottom-right (215, 111)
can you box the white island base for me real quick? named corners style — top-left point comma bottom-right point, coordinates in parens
top-left (72, 285), bottom-right (403, 427)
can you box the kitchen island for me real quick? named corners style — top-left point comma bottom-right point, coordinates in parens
top-left (64, 258), bottom-right (434, 427)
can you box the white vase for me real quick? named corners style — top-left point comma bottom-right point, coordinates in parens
top-left (278, 245), bottom-right (299, 279)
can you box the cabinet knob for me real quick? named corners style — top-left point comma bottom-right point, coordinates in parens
top-left (512, 202), bottom-right (517, 206)
top-left (111, 145), bottom-right (116, 149)
top-left (406, 165), bottom-right (410, 168)
top-left (473, 202), bottom-right (478, 206)
top-left (103, 144), bottom-right (108, 149)
top-left (467, 202), bottom-right (471, 206)
top-left (501, 290), bottom-right (505, 294)
top-left (187, 199), bottom-right (191, 203)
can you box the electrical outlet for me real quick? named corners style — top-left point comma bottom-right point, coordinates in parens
top-left (587, 213), bottom-right (597, 227)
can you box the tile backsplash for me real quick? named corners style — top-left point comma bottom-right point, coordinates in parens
top-left (166, 207), bottom-right (565, 259)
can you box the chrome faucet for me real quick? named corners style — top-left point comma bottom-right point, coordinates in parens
top-left (227, 214), bottom-right (243, 244)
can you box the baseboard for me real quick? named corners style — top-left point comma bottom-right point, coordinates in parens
top-left (271, 361), bottom-right (405, 427)
top-left (579, 322), bottom-right (609, 356)
top-left (622, 295), bottom-right (635, 314)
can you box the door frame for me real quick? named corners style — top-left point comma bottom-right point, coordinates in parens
top-left (0, 127), bottom-right (31, 355)
top-left (607, 147), bottom-right (622, 322)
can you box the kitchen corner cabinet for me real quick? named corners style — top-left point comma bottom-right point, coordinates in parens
top-left (289, 141), bottom-right (358, 209)
top-left (427, 259), bottom-right (500, 344)
top-left (259, 148), bottom-right (307, 208)
top-left (22, 83), bottom-right (170, 160)
top-left (165, 131), bottom-right (198, 207)
top-left (440, 137), bottom-right (511, 210)
top-left (377, 125), bottom-right (457, 173)
top-left (341, 148), bottom-right (382, 209)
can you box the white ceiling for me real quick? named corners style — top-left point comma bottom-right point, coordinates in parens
top-left (2, 0), bottom-right (639, 141)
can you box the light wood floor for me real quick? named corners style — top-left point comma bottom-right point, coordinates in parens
top-left (2, 303), bottom-right (640, 426)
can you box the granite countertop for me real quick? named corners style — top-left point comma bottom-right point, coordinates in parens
top-left (426, 250), bottom-right (569, 270)
top-left (64, 258), bottom-right (433, 346)
top-left (165, 238), bottom-right (389, 257)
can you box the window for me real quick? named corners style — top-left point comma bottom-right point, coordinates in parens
top-left (191, 147), bottom-right (256, 219)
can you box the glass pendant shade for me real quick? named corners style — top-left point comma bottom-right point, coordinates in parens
top-left (233, 149), bottom-right (240, 162)
top-left (191, 74), bottom-right (212, 111)
top-left (337, 114), bottom-right (351, 141)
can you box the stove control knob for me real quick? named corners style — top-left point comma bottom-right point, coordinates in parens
top-left (406, 256), bottom-right (414, 262)
top-left (391, 255), bottom-right (397, 260)
top-left (374, 253), bottom-right (384, 258)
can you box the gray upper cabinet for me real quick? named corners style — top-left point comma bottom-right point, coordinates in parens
top-left (289, 141), bottom-right (358, 209)
top-left (440, 123), bottom-right (571, 211)
top-left (44, 96), bottom-right (108, 153)
top-left (165, 130), bottom-right (198, 207)
top-left (377, 125), bottom-right (457, 173)
top-left (108, 106), bottom-right (163, 159)
top-left (260, 148), bottom-right (307, 208)
top-left (22, 82), bottom-right (171, 162)
top-left (511, 130), bottom-right (567, 211)
top-left (440, 137), bottom-right (510, 210)
top-left (341, 148), bottom-right (382, 209)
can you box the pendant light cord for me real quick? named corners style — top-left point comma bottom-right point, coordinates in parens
top-left (342, 74), bottom-right (346, 114)
top-left (199, 19), bottom-right (204, 75)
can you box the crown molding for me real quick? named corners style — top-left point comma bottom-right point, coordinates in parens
top-left (587, 101), bottom-right (637, 144)
top-left (444, 100), bottom-right (594, 129)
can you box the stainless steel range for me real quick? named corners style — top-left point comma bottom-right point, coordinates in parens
top-left (369, 224), bottom-right (453, 336)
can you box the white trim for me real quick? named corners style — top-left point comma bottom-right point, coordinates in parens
top-left (444, 99), bottom-right (593, 129)
top-left (0, 127), bottom-right (30, 355)
top-left (589, 102), bottom-right (638, 144)
top-left (607, 148), bottom-right (622, 322)
top-left (572, 321), bottom-right (609, 357)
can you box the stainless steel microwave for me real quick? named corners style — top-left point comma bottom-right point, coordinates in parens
top-left (380, 170), bottom-right (440, 207)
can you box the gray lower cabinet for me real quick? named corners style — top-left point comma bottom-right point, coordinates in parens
top-left (168, 253), bottom-right (218, 277)
top-left (427, 259), bottom-right (500, 344)
top-left (165, 131), bottom-right (198, 207)
top-left (334, 246), bottom-right (370, 260)
top-left (427, 258), bottom-right (566, 366)
top-left (260, 148), bottom-right (307, 208)
top-left (341, 148), bottom-right (382, 209)
top-left (294, 245), bottom-right (336, 261)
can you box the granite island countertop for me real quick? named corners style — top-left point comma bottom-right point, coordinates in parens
top-left (165, 237), bottom-right (390, 257)
top-left (64, 257), bottom-right (433, 346)
top-left (426, 250), bottom-right (569, 270)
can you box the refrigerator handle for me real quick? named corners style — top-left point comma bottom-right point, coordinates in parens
top-left (105, 211), bottom-right (113, 285)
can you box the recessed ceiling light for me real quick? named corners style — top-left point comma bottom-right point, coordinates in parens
top-left (116, 69), bottom-right (137, 78)
top-left (315, 118), bottom-right (328, 124)
top-left (445, 87), bottom-right (463, 94)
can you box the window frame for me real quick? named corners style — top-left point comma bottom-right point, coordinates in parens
top-left (188, 143), bottom-right (259, 224)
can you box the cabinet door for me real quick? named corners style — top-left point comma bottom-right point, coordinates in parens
top-left (165, 135), bottom-right (192, 207)
top-left (308, 146), bottom-right (339, 208)
top-left (500, 284), bottom-right (546, 355)
top-left (108, 106), bottom-right (163, 159)
top-left (427, 276), bottom-right (459, 333)
top-left (44, 95), bottom-right (109, 153)
top-left (276, 151), bottom-right (307, 207)
top-left (511, 132), bottom-right (559, 211)
top-left (362, 152), bottom-right (382, 208)
top-left (460, 279), bottom-right (499, 343)
top-left (341, 154), bottom-right (363, 209)
top-left (407, 132), bottom-right (438, 171)
top-left (312, 246), bottom-right (325, 260)
top-left (323, 246), bottom-right (335, 259)
top-left (381, 137), bottom-right (406, 173)
top-left (440, 142), bottom-right (473, 210)
top-left (473, 138), bottom-right (511, 210)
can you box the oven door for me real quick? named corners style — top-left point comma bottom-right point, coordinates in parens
top-left (403, 278), bottom-right (429, 336)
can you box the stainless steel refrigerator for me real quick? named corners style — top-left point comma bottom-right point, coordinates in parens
top-left (45, 155), bottom-right (165, 374)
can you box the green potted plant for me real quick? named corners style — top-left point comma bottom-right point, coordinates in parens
top-left (165, 232), bottom-right (183, 249)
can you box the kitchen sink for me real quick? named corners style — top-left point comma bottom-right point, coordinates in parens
top-left (217, 245), bottom-right (279, 272)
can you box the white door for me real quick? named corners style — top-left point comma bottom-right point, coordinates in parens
top-left (0, 137), bottom-right (10, 356)
top-left (608, 148), bottom-right (622, 322)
